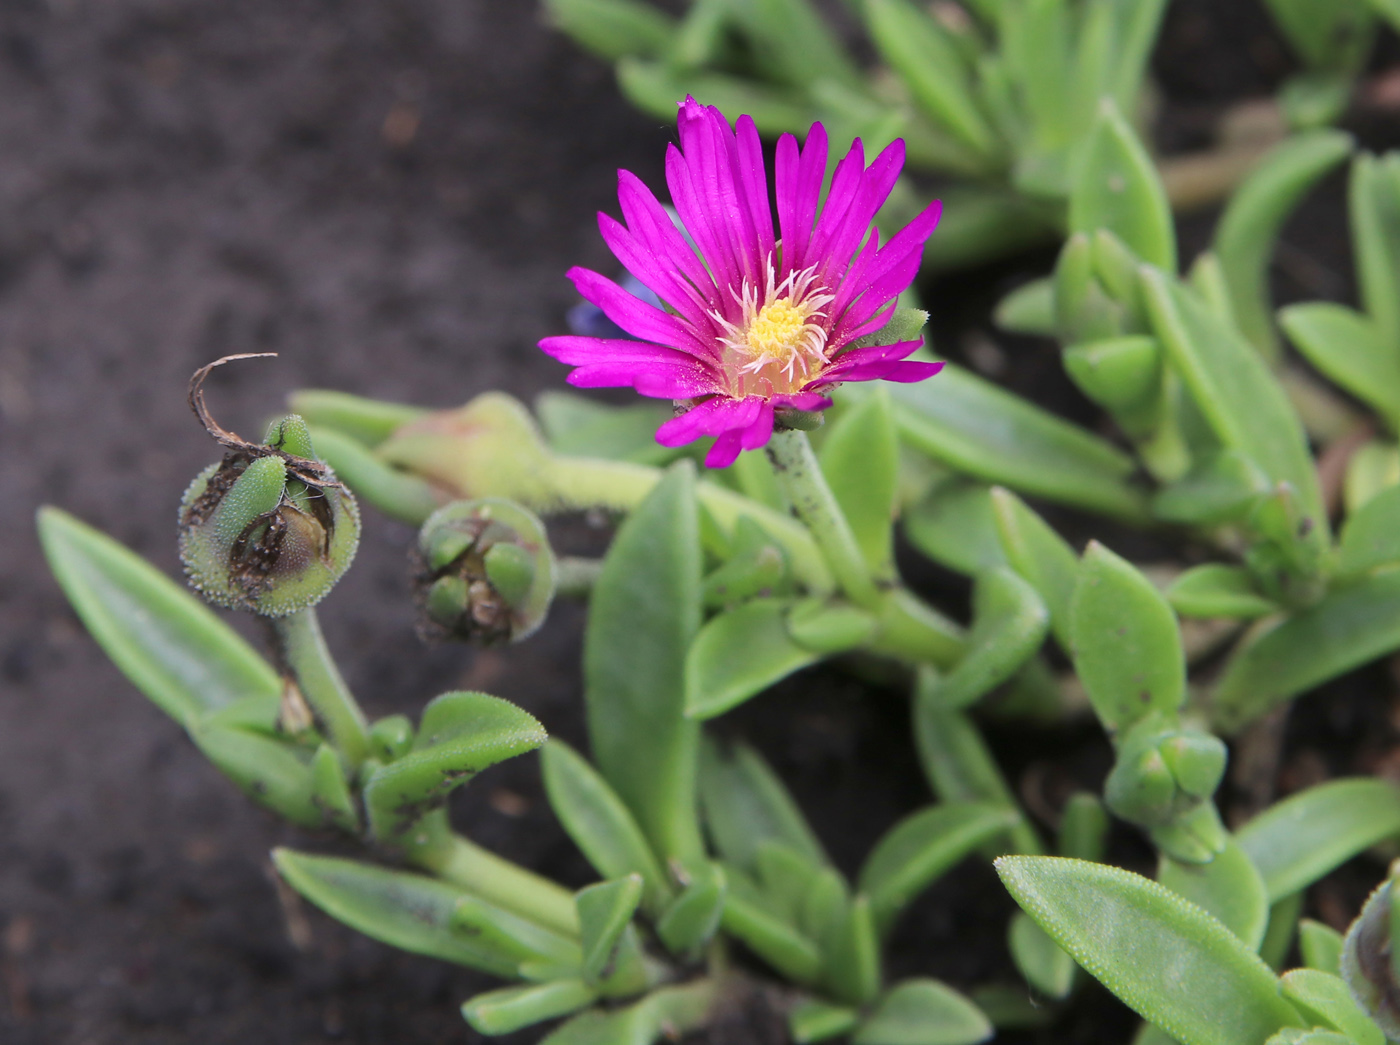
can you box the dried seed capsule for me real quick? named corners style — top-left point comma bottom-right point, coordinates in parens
top-left (414, 498), bottom-right (556, 645)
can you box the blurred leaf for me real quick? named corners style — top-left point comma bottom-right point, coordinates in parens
top-left (888, 365), bottom-right (1148, 520)
top-left (192, 720), bottom-right (320, 828)
top-left (37, 507), bottom-right (281, 730)
top-left (925, 568), bottom-right (1048, 709)
top-left (820, 388), bottom-right (900, 579)
top-left (1069, 542), bottom-right (1185, 731)
top-left (576, 876), bottom-right (644, 984)
top-left (1337, 482), bottom-right (1400, 577)
top-left (994, 278), bottom-right (1056, 336)
top-left (1213, 573), bottom-right (1400, 729)
top-left (990, 487), bottom-right (1079, 649)
top-left (586, 462), bottom-right (705, 865)
top-left (699, 739), bottom-right (827, 871)
top-left (1215, 131), bottom-right (1353, 357)
top-left (1280, 969), bottom-right (1385, 1045)
top-left (853, 978), bottom-right (992, 1044)
top-left (1009, 911), bottom-right (1076, 999)
top-left (542, 740), bottom-right (673, 913)
top-left (657, 863), bottom-right (727, 955)
top-left (463, 979), bottom-right (598, 1036)
top-left (786, 599), bottom-right (878, 652)
top-left (287, 389), bottom-right (426, 447)
top-left (1236, 778), bottom-right (1400, 901)
top-left (310, 743), bottom-right (359, 834)
top-left (684, 598), bottom-right (821, 720)
top-left (1152, 451), bottom-right (1270, 526)
top-left (1259, 894), bottom-right (1302, 971)
top-left (536, 391), bottom-right (676, 465)
top-left (1142, 268), bottom-right (1326, 535)
top-left (273, 849), bottom-right (574, 978)
top-left (1069, 100), bottom-right (1175, 272)
top-left (363, 692), bottom-right (546, 841)
top-left (904, 480), bottom-right (1007, 576)
top-left (734, 0), bottom-right (863, 90)
top-left (541, 981), bottom-right (714, 1045)
top-left (790, 999), bottom-right (860, 1044)
top-left (1059, 792), bottom-right (1109, 861)
top-left (1158, 838), bottom-right (1270, 950)
top-left (1063, 336), bottom-right (1162, 415)
top-left (1350, 152), bottom-right (1400, 346)
top-left (304, 424), bottom-right (441, 525)
top-left (1345, 438), bottom-right (1400, 513)
top-left (1167, 565), bottom-right (1279, 620)
top-left (826, 894), bottom-right (882, 1005)
top-left (1261, 0), bottom-right (1375, 71)
top-left (1299, 919), bottom-right (1344, 974)
top-left (1280, 303), bottom-right (1400, 431)
top-left (865, 0), bottom-right (998, 159)
top-left (859, 803), bottom-right (1019, 935)
top-left (996, 856), bottom-right (1304, 1045)
top-left (617, 58), bottom-right (813, 136)
top-left (721, 891), bottom-right (823, 985)
top-left (544, 0), bottom-right (676, 60)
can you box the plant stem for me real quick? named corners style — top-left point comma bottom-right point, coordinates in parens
top-left (556, 555), bottom-right (603, 597)
top-left (765, 428), bottom-right (881, 607)
top-left (274, 608), bottom-right (370, 768)
top-left (404, 809), bottom-right (580, 937)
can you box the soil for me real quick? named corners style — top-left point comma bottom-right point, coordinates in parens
top-left (2, 2), bottom-right (1399, 1044)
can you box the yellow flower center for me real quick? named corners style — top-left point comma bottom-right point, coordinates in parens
top-left (746, 298), bottom-right (809, 361)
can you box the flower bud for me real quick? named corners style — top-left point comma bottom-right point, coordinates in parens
top-left (1341, 872), bottom-right (1400, 1039)
top-left (414, 498), bottom-right (556, 644)
top-left (179, 413), bottom-right (360, 616)
top-left (1104, 717), bottom-right (1226, 828)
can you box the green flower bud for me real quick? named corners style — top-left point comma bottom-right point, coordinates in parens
top-left (1159, 731), bottom-right (1227, 800)
top-left (1341, 873), bottom-right (1400, 1039)
top-left (179, 416), bottom-right (360, 617)
top-left (414, 498), bottom-right (557, 644)
top-left (1104, 718), bottom-right (1227, 828)
top-left (1104, 745), bottom-right (1178, 826)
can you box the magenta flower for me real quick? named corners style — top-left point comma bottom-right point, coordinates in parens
top-left (540, 97), bottom-right (944, 468)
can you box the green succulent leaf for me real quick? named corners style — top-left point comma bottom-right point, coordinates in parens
top-left (1262, 0), bottom-right (1375, 72)
top-left (1008, 911), bottom-right (1077, 999)
top-left (1063, 335), bottom-right (1163, 414)
top-left (273, 849), bottom-right (577, 978)
top-left (786, 599), bottom-right (879, 654)
top-left (37, 507), bottom-right (282, 730)
top-left (820, 387), bottom-right (900, 578)
top-left (1069, 542), bottom-right (1185, 731)
top-left (1280, 969), bottom-right (1385, 1045)
top-left (989, 487), bottom-right (1080, 650)
top-left (363, 692), bottom-right (546, 841)
top-left (1069, 99), bottom-right (1175, 272)
top-left (684, 598), bottom-right (820, 720)
top-left (859, 803), bottom-right (1020, 935)
top-left (721, 891), bottom-right (823, 985)
top-left (827, 894), bottom-right (882, 1005)
top-left (994, 278), bottom-right (1057, 336)
top-left (541, 740), bottom-right (673, 914)
top-left (462, 979), bottom-right (599, 1036)
top-left (698, 738), bottom-right (828, 872)
top-left (1167, 565), bottom-right (1280, 620)
top-left (1212, 572), bottom-right (1400, 730)
top-left (1152, 450), bottom-right (1270, 527)
top-left (1336, 483), bottom-right (1400, 578)
top-left (790, 999), bottom-right (861, 1044)
top-left (536, 391), bottom-right (676, 465)
top-left (996, 856), bottom-right (1304, 1045)
top-left (656, 862), bottom-right (727, 956)
top-left (190, 720), bottom-right (320, 828)
top-left (575, 876), bottom-right (644, 985)
top-left (586, 462), bottom-right (705, 866)
top-left (736, 0), bottom-right (863, 91)
top-left (852, 978), bottom-right (993, 1045)
top-left (1350, 151), bottom-right (1400, 346)
top-left (1142, 268), bottom-right (1326, 536)
top-left (903, 480), bottom-right (1007, 577)
top-left (1235, 778), bottom-right (1400, 902)
top-left (1300, 919), bottom-right (1345, 974)
top-left (1214, 130), bottom-right (1353, 357)
top-left (539, 981), bottom-right (715, 1045)
top-left (1158, 837), bottom-right (1270, 950)
top-left (543, 0), bottom-right (676, 60)
top-left (924, 568), bottom-right (1049, 710)
top-left (1280, 303), bottom-right (1400, 432)
top-left (886, 365), bottom-right (1148, 520)
top-left (285, 389), bottom-right (425, 447)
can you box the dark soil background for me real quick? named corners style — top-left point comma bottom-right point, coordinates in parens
top-left (2, 1), bottom-right (1398, 1043)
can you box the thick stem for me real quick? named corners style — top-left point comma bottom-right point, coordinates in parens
top-left (555, 555), bottom-right (603, 598)
top-left (404, 809), bottom-right (580, 937)
top-left (273, 609), bottom-right (370, 768)
top-left (765, 428), bottom-right (881, 607)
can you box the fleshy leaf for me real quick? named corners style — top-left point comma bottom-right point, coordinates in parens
top-left (990, 487), bottom-right (1080, 649)
top-left (1350, 151), bottom-right (1400, 346)
top-left (1009, 912), bottom-right (1077, 999)
top-left (272, 849), bottom-right (576, 978)
top-left (924, 567), bottom-right (1048, 709)
top-left (684, 598), bottom-right (821, 720)
top-left (1236, 778), bottom-right (1400, 901)
top-left (536, 390), bottom-right (676, 465)
top-left (698, 739), bottom-right (828, 871)
top-left (543, 0), bottom-right (676, 60)
top-left (541, 740), bottom-right (673, 913)
top-left (1167, 565), bottom-right (1280, 620)
top-left (887, 366), bottom-right (1148, 520)
top-left (462, 979), bottom-right (598, 1036)
top-left (826, 894), bottom-right (882, 1005)
top-left (859, 803), bottom-right (1020, 935)
top-left (1212, 573), bottom-right (1400, 730)
top-left (37, 507), bottom-right (281, 729)
top-left (1280, 303), bottom-right (1400, 431)
top-left (576, 876), bottom-right (644, 985)
top-left (585, 462), bottom-right (705, 865)
top-left (852, 978), bottom-right (993, 1045)
top-left (1069, 100), bottom-right (1175, 272)
top-left (819, 388), bottom-right (899, 578)
top-left (1069, 541), bottom-right (1185, 731)
top-left (1280, 969), bottom-right (1385, 1045)
top-left (1158, 837), bottom-right (1270, 950)
top-left (996, 856), bottom-right (1304, 1045)
top-left (656, 863), bottom-right (727, 956)
top-left (362, 692), bottom-right (546, 841)
top-left (191, 720), bottom-right (320, 828)
top-left (1300, 919), bottom-right (1344, 974)
top-left (903, 480), bottom-right (1007, 577)
top-left (721, 891), bottom-right (823, 985)
top-left (1336, 483), bottom-right (1400, 578)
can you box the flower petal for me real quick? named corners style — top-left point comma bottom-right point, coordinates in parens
top-left (776, 122), bottom-right (828, 277)
top-left (568, 268), bottom-right (710, 358)
top-left (655, 394), bottom-right (762, 447)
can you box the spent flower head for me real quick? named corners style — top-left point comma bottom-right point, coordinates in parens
top-left (541, 96), bottom-right (944, 467)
